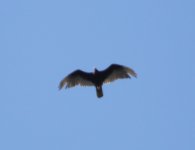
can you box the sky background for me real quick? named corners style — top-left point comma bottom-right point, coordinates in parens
top-left (1, 0), bottom-right (195, 150)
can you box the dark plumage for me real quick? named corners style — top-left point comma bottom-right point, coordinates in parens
top-left (59, 64), bottom-right (137, 98)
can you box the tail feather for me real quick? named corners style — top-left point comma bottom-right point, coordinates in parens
top-left (96, 86), bottom-right (103, 98)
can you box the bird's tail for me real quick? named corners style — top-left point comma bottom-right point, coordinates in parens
top-left (96, 86), bottom-right (103, 98)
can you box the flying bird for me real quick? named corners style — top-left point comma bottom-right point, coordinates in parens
top-left (59, 64), bottom-right (137, 98)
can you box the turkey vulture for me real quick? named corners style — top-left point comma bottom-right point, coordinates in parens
top-left (59, 64), bottom-right (137, 98)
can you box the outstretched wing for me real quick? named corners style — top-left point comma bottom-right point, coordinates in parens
top-left (102, 64), bottom-right (137, 84)
top-left (59, 70), bottom-right (94, 89)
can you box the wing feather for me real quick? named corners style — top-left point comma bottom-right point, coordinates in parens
top-left (59, 70), bottom-right (94, 89)
top-left (102, 64), bottom-right (137, 84)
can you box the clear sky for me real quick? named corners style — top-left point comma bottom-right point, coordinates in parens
top-left (1, 0), bottom-right (195, 150)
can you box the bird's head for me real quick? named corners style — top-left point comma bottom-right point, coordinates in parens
top-left (94, 68), bottom-right (99, 74)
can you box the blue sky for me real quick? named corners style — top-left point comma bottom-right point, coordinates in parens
top-left (1, 0), bottom-right (195, 149)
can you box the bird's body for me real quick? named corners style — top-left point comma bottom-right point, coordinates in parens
top-left (59, 64), bottom-right (137, 98)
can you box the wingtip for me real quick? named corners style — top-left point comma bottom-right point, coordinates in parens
top-left (58, 81), bottom-right (64, 90)
top-left (125, 67), bottom-right (137, 78)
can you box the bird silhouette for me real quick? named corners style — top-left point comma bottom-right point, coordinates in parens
top-left (59, 64), bottom-right (137, 98)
